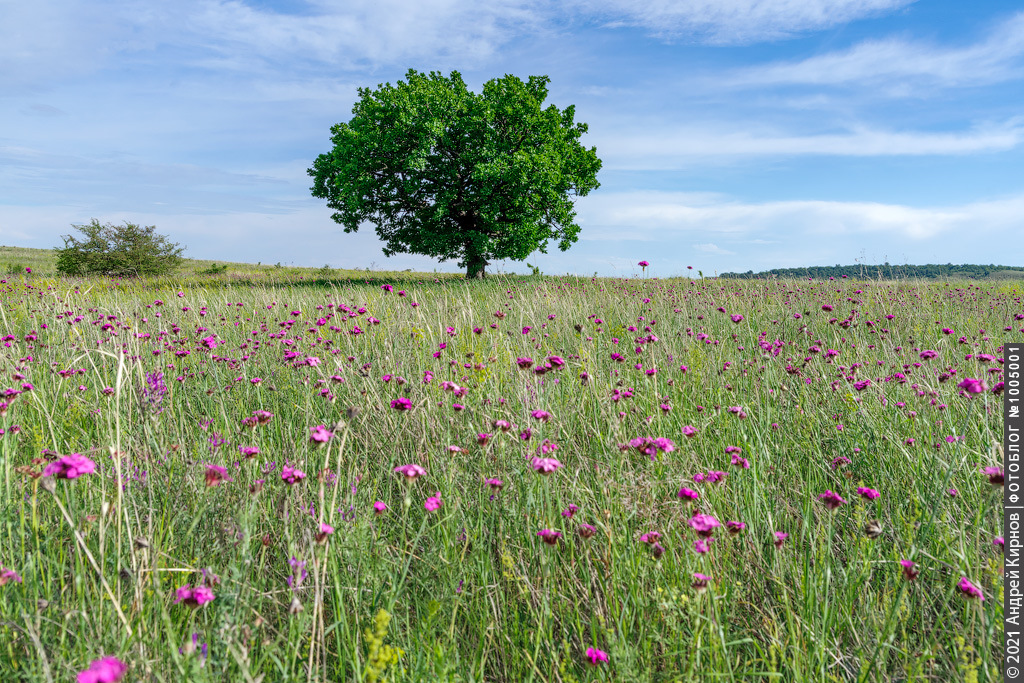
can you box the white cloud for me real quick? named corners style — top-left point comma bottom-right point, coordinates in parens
top-left (593, 120), bottom-right (1024, 168)
top-left (727, 11), bottom-right (1024, 89)
top-left (572, 0), bottom-right (915, 44)
top-left (693, 242), bottom-right (735, 255)
top-left (576, 190), bottom-right (1024, 242)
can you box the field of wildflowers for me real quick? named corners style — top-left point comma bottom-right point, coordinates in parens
top-left (0, 268), bottom-right (1014, 681)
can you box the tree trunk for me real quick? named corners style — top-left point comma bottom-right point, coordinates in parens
top-left (465, 254), bottom-right (488, 279)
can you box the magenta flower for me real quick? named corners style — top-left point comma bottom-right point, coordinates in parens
top-left (578, 524), bottom-right (597, 539)
top-left (681, 425), bottom-right (697, 438)
top-left (585, 647), bottom-right (609, 665)
top-left (919, 350), bottom-right (938, 360)
top-left (281, 466), bottom-right (306, 485)
top-left (0, 567), bottom-right (22, 585)
top-left (725, 520), bottom-right (746, 535)
top-left (900, 559), bottom-right (919, 581)
top-left (639, 531), bottom-right (662, 544)
top-left (530, 409), bottom-right (552, 422)
top-left (994, 536), bottom-right (1005, 551)
top-left (730, 314), bottom-right (744, 323)
top-left (485, 478), bottom-right (504, 490)
top-left (983, 466), bottom-right (1004, 486)
top-left (393, 463), bottom-right (427, 480)
top-left (638, 261), bottom-right (649, 268)
top-left (531, 457), bottom-right (562, 474)
top-left (373, 501), bottom-right (388, 514)
top-left (391, 397), bottom-right (413, 411)
top-left (309, 424), bottom-right (332, 444)
top-left (693, 538), bottom-right (713, 554)
top-left (677, 487), bottom-right (699, 501)
top-left (956, 577), bottom-right (985, 601)
top-left (77, 656), bottom-right (127, 683)
top-left (424, 492), bottom-right (443, 512)
top-left (43, 453), bottom-right (96, 479)
top-left (316, 523), bottom-right (334, 544)
top-left (692, 573), bottom-right (712, 593)
top-left (773, 531), bottom-right (789, 548)
top-left (537, 529), bottom-right (562, 545)
top-left (204, 464), bottom-right (232, 487)
top-left (856, 487), bottom-right (880, 500)
top-left (688, 514), bottom-right (721, 538)
top-left (174, 585), bottom-right (215, 607)
top-left (957, 377), bottom-right (987, 395)
top-left (817, 490), bottom-right (847, 510)
top-left (562, 504), bottom-right (580, 519)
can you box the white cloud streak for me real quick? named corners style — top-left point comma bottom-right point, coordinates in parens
top-left (571, 0), bottom-right (915, 44)
top-left (576, 190), bottom-right (1024, 242)
top-left (594, 120), bottom-right (1024, 168)
top-left (727, 11), bottom-right (1024, 88)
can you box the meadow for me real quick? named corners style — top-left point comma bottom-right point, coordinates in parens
top-left (0, 267), bottom-right (1014, 682)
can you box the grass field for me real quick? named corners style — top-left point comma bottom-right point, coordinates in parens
top-left (0, 267), bottom-right (1014, 681)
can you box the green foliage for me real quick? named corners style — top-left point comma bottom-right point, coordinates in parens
top-left (198, 262), bottom-right (229, 275)
top-left (308, 69), bottom-right (602, 279)
top-left (54, 219), bottom-right (185, 277)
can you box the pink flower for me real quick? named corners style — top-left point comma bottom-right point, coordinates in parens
top-left (817, 490), bottom-right (847, 510)
top-left (0, 567), bottom-right (23, 585)
top-left (43, 453), bottom-right (96, 479)
top-left (281, 466), bottom-right (306, 485)
top-left (956, 577), bottom-right (985, 601)
top-left (77, 656), bottom-right (127, 683)
top-left (394, 463), bottom-right (427, 480)
top-left (424, 492), bottom-right (443, 512)
top-left (316, 523), bottom-right (334, 544)
top-left (531, 457), bottom-right (562, 474)
top-left (983, 466), bottom-right (1004, 486)
top-left (309, 425), bottom-right (332, 444)
top-left (730, 314), bottom-right (744, 323)
top-left (900, 559), bottom-right (919, 580)
top-left (856, 487), bottom-right (880, 500)
top-left (638, 261), bottom-right (649, 268)
top-left (688, 513), bottom-right (721, 538)
top-left (585, 646), bottom-right (609, 665)
top-left (681, 425), bottom-right (697, 438)
top-left (677, 487), bottom-right (699, 501)
top-left (204, 464), bottom-right (232, 487)
top-left (391, 397), bottom-right (413, 411)
top-left (530, 409), bottom-right (551, 422)
top-left (692, 573), bottom-right (712, 593)
top-left (537, 529), bottom-right (562, 545)
top-left (773, 531), bottom-right (788, 548)
top-left (725, 520), bottom-right (746, 535)
top-left (693, 538), bottom-right (713, 553)
top-left (485, 478), bottom-right (504, 490)
top-left (373, 501), bottom-right (387, 514)
top-left (174, 584), bottom-right (215, 607)
top-left (639, 531), bottom-right (662, 544)
top-left (957, 377), bottom-right (987, 395)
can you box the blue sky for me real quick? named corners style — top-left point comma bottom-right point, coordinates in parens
top-left (2, 0), bottom-right (1022, 277)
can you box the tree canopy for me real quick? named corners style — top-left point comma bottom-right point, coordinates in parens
top-left (54, 219), bottom-right (185, 277)
top-left (308, 69), bottom-right (602, 278)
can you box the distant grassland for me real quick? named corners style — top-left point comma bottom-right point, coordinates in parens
top-left (0, 244), bottom-right (465, 284)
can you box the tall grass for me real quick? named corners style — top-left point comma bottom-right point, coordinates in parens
top-left (0, 272), bottom-right (1013, 681)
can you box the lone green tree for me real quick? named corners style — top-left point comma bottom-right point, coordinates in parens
top-left (55, 219), bottom-right (185, 277)
top-left (308, 69), bottom-right (602, 279)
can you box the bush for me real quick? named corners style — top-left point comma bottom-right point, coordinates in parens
top-left (199, 263), bottom-right (228, 275)
top-left (55, 219), bottom-right (185, 277)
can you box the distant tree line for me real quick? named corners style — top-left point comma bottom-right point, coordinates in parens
top-left (720, 263), bottom-right (1024, 280)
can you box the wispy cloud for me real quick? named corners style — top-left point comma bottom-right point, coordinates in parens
top-left (572, 0), bottom-right (915, 44)
top-left (727, 11), bottom-right (1024, 89)
top-left (594, 119), bottom-right (1024, 168)
top-left (577, 190), bottom-right (1024, 241)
